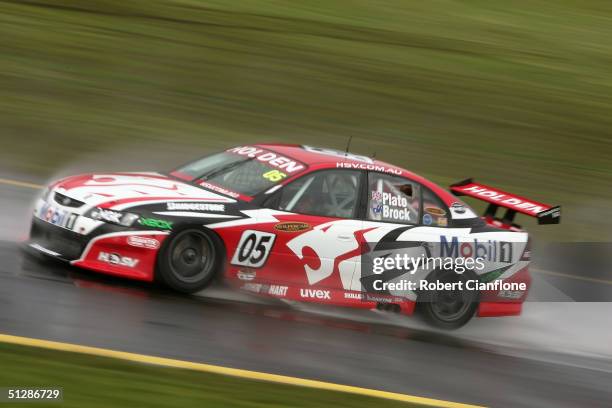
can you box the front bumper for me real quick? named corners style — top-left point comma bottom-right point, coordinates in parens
top-left (28, 217), bottom-right (170, 282)
top-left (29, 218), bottom-right (89, 261)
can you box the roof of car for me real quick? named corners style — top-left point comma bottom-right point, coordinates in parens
top-left (255, 143), bottom-right (404, 171)
top-left (253, 143), bottom-right (461, 207)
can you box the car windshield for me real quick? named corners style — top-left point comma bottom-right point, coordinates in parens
top-left (172, 147), bottom-right (306, 197)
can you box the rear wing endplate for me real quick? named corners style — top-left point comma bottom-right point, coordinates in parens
top-left (450, 178), bottom-right (561, 227)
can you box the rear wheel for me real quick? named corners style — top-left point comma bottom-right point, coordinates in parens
top-left (157, 228), bottom-right (224, 293)
top-left (419, 269), bottom-right (479, 330)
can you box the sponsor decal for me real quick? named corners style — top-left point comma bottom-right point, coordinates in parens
top-left (97, 252), bottom-right (139, 268)
top-left (91, 208), bottom-right (122, 223)
top-left (127, 236), bottom-right (160, 249)
top-left (39, 202), bottom-right (77, 230)
top-left (268, 285), bottom-right (288, 296)
top-left (364, 294), bottom-right (402, 303)
top-left (241, 283), bottom-right (263, 293)
top-left (199, 182), bottom-right (240, 198)
top-left (90, 208), bottom-right (139, 226)
top-left (344, 292), bottom-right (363, 300)
top-left (262, 169), bottom-right (287, 182)
top-left (423, 213), bottom-right (433, 225)
top-left (498, 290), bottom-right (525, 299)
top-left (237, 269), bottom-right (256, 281)
top-left (274, 222), bottom-right (310, 232)
top-left (337, 162), bottom-right (402, 175)
top-left (299, 288), bottom-right (331, 299)
top-left (438, 217), bottom-right (448, 227)
top-left (440, 236), bottom-right (514, 263)
top-left (458, 185), bottom-right (549, 215)
top-left (424, 207), bottom-right (446, 216)
top-left (227, 146), bottom-right (305, 174)
top-left (166, 202), bottom-right (225, 212)
top-left (138, 217), bottom-right (173, 230)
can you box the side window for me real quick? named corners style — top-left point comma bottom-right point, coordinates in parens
top-left (422, 188), bottom-right (449, 227)
top-left (368, 173), bottom-right (420, 224)
top-left (276, 170), bottom-right (361, 218)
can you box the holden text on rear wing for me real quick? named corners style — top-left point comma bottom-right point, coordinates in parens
top-left (450, 179), bottom-right (560, 229)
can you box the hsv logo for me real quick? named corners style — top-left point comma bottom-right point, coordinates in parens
top-left (98, 252), bottom-right (139, 268)
top-left (300, 289), bottom-right (331, 299)
top-left (336, 162), bottom-right (402, 175)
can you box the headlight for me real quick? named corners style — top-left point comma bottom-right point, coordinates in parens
top-left (89, 208), bottom-right (139, 227)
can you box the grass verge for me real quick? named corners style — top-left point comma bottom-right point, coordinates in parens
top-left (0, 342), bottom-right (425, 408)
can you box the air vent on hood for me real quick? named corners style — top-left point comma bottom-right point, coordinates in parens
top-left (54, 192), bottom-right (84, 208)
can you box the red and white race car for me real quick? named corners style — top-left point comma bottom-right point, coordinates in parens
top-left (28, 144), bottom-right (560, 328)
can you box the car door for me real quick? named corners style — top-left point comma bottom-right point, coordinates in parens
top-left (355, 172), bottom-right (454, 297)
top-left (259, 169), bottom-right (365, 292)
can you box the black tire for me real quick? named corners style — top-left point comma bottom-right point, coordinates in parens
top-left (156, 227), bottom-right (224, 293)
top-left (418, 269), bottom-right (479, 330)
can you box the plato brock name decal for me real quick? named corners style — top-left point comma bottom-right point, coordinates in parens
top-left (166, 202), bottom-right (225, 212)
top-left (227, 146), bottom-right (305, 173)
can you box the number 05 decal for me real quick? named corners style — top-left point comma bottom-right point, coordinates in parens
top-left (231, 230), bottom-right (276, 268)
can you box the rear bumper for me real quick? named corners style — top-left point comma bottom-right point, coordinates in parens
top-left (477, 266), bottom-right (531, 317)
top-left (477, 302), bottom-right (523, 317)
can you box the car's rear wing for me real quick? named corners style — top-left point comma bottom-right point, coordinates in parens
top-left (450, 178), bottom-right (560, 229)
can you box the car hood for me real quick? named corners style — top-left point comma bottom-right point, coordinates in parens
top-left (51, 172), bottom-right (236, 211)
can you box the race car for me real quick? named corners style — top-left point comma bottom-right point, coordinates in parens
top-left (27, 144), bottom-right (560, 328)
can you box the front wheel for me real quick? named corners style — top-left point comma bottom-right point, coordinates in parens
top-left (157, 228), bottom-right (224, 293)
top-left (418, 269), bottom-right (479, 330)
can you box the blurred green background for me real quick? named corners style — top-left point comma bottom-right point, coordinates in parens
top-left (1, 0), bottom-right (611, 241)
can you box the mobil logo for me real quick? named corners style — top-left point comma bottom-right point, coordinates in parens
top-left (439, 235), bottom-right (514, 263)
